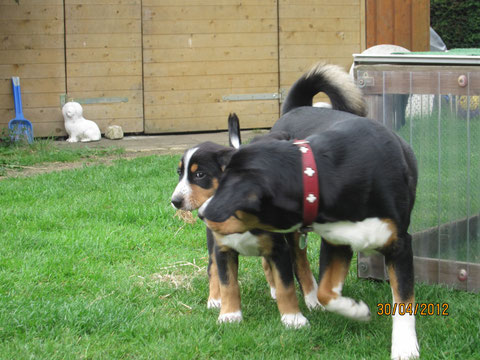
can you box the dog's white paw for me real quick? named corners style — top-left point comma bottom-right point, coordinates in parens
top-left (207, 298), bottom-right (221, 309)
top-left (66, 138), bottom-right (76, 143)
top-left (325, 296), bottom-right (371, 321)
top-left (391, 313), bottom-right (419, 360)
top-left (304, 288), bottom-right (324, 311)
top-left (281, 313), bottom-right (309, 329)
top-left (391, 338), bottom-right (419, 360)
top-left (217, 311), bottom-right (243, 324)
top-left (270, 287), bottom-right (277, 300)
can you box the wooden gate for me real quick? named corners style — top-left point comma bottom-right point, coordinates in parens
top-left (64, 0), bottom-right (144, 134)
top-left (142, 0), bottom-right (280, 133)
top-left (278, 0), bottom-right (366, 105)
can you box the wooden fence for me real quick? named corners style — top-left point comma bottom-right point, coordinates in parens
top-left (0, 0), bottom-right (429, 137)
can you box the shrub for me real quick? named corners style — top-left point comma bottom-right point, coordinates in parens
top-left (431, 0), bottom-right (480, 49)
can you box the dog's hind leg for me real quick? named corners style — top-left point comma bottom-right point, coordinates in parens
top-left (206, 229), bottom-right (221, 309)
top-left (215, 246), bottom-right (242, 323)
top-left (385, 233), bottom-right (419, 360)
top-left (261, 257), bottom-right (277, 300)
top-left (317, 240), bottom-right (371, 321)
top-left (291, 232), bottom-right (323, 310)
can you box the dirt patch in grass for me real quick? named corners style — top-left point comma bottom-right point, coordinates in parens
top-left (0, 149), bottom-right (177, 180)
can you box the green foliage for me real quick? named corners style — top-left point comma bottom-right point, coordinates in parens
top-left (0, 127), bottom-right (15, 148)
top-left (431, 0), bottom-right (480, 49)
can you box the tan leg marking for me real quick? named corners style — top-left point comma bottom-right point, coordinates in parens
top-left (219, 253), bottom-right (241, 316)
top-left (270, 260), bottom-right (309, 328)
top-left (262, 257), bottom-right (276, 298)
top-left (317, 256), bottom-right (349, 306)
top-left (292, 233), bottom-right (322, 310)
top-left (269, 261), bottom-right (300, 316)
top-left (207, 252), bottom-right (221, 305)
top-left (292, 233), bottom-right (315, 295)
top-left (387, 263), bottom-right (414, 305)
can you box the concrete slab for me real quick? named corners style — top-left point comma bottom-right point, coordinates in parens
top-left (54, 130), bottom-right (268, 155)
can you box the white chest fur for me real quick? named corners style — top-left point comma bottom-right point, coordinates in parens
top-left (216, 232), bottom-right (261, 256)
top-left (313, 217), bottom-right (394, 252)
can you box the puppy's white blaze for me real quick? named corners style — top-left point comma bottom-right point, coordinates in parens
top-left (281, 313), bottom-right (309, 329)
top-left (314, 218), bottom-right (393, 252)
top-left (171, 147), bottom-right (198, 210)
top-left (217, 311), bottom-right (243, 324)
top-left (325, 297), bottom-right (371, 321)
top-left (207, 298), bottom-right (221, 309)
top-left (304, 277), bottom-right (323, 310)
top-left (270, 287), bottom-right (277, 300)
top-left (216, 232), bottom-right (261, 256)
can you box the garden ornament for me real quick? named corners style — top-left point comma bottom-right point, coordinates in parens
top-left (62, 101), bottom-right (101, 143)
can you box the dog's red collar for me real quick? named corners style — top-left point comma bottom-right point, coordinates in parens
top-left (293, 140), bottom-right (319, 227)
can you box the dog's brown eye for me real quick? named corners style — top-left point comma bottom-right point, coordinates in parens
top-left (195, 171), bottom-right (205, 179)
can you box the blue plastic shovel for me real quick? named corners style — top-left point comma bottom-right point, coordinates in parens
top-left (8, 77), bottom-right (33, 143)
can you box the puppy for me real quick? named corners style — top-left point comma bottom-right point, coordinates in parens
top-left (186, 63), bottom-right (368, 328)
top-left (200, 64), bottom-right (419, 359)
top-left (171, 115), bottom-right (321, 327)
top-left (62, 101), bottom-right (101, 143)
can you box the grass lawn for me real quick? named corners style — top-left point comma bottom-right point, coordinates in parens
top-left (0, 138), bottom-right (124, 176)
top-left (1, 153), bottom-right (479, 359)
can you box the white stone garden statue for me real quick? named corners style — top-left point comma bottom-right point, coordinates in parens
top-left (62, 101), bottom-right (101, 142)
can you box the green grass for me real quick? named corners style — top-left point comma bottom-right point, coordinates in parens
top-left (1, 155), bottom-right (479, 359)
top-left (0, 138), bottom-right (124, 176)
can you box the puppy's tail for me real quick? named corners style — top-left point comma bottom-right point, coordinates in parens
top-left (281, 62), bottom-right (367, 117)
top-left (228, 113), bottom-right (241, 149)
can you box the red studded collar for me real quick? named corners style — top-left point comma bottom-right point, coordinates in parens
top-left (293, 140), bottom-right (319, 227)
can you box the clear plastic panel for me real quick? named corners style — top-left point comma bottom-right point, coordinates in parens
top-left (357, 67), bottom-right (479, 291)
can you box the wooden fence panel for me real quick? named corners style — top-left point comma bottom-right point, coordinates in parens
top-left (278, 0), bottom-right (366, 105)
top-left (142, 0), bottom-right (280, 133)
top-left (0, 0), bottom-right (66, 137)
top-left (64, 0), bottom-right (144, 134)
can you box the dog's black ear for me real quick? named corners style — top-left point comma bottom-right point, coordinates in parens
top-left (216, 147), bottom-right (236, 171)
top-left (228, 113), bottom-right (241, 149)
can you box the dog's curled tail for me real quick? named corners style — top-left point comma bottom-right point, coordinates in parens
top-left (281, 63), bottom-right (368, 117)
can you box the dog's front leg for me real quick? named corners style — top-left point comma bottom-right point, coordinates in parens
top-left (267, 241), bottom-right (309, 328)
top-left (317, 240), bottom-right (371, 321)
top-left (290, 232), bottom-right (322, 310)
top-left (215, 246), bottom-right (242, 323)
top-left (261, 257), bottom-right (277, 299)
top-left (385, 233), bottom-right (419, 360)
top-left (206, 228), bottom-right (221, 309)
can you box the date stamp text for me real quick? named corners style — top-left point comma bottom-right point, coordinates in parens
top-left (377, 303), bottom-right (449, 316)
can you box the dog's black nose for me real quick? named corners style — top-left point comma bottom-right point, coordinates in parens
top-left (171, 197), bottom-right (183, 209)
